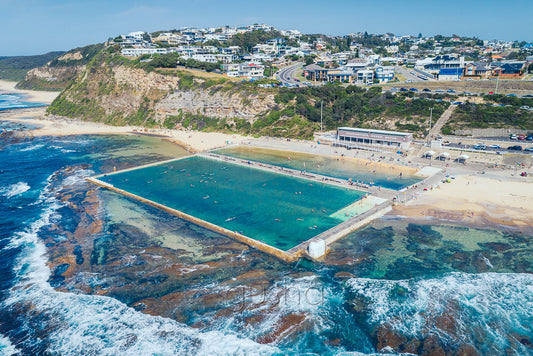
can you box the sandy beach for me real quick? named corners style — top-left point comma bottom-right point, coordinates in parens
top-left (2, 113), bottom-right (248, 152)
top-left (2, 82), bottom-right (532, 234)
top-left (0, 80), bottom-right (59, 104)
top-left (395, 174), bottom-right (533, 232)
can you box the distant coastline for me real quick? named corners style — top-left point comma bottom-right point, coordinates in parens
top-left (0, 80), bottom-right (59, 104)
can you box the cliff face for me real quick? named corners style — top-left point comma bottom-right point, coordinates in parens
top-left (17, 65), bottom-right (84, 91)
top-left (47, 63), bottom-right (280, 131)
top-left (17, 45), bottom-right (105, 91)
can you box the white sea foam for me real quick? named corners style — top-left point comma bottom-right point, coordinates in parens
top-left (18, 144), bottom-right (45, 152)
top-left (3, 169), bottom-right (278, 355)
top-left (348, 272), bottom-right (533, 352)
top-left (0, 333), bottom-right (19, 356)
top-left (0, 182), bottom-right (30, 199)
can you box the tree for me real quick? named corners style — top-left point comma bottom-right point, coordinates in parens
top-left (304, 55), bottom-right (315, 66)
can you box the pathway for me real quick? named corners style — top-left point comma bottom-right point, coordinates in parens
top-left (429, 104), bottom-right (457, 140)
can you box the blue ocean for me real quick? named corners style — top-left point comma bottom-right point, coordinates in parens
top-left (0, 93), bottom-right (46, 111)
top-left (0, 105), bottom-right (532, 353)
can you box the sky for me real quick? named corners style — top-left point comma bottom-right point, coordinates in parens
top-left (1, 0), bottom-right (532, 56)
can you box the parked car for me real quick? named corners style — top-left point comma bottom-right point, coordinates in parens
top-left (520, 106), bottom-right (530, 110)
top-left (508, 145), bottom-right (523, 151)
top-left (507, 94), bottom-right (517, 97)
top-left (489, 144), bottom-right (501, 149)
top-left (447, 89), bottom-right (456, 93)
top-left (524, 147), bottom-right (533, 152)
top-left (435, 89), bottom-right (445, 93)
top-left (526, 135), bottom-right (533, 141)
top-left (422, 88), bottom-right (431, 92)
top-left (523, 95), bottom-right (533, 98)
top-left (518, 135), bottom-right (526, 140)
top-left (400, 87), bottom-right (408, 92)
top-left (473, 143), bottom-right (487, 150)
top-left (391, 87), bottom-right (399, 91)
top-left (409, 88), bottom-right (418, 92)
top-left (510, 134), bottom-right (518, 140)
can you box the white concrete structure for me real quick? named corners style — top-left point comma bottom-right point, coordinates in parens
top-left (337, 127), bottom-right (413, 149)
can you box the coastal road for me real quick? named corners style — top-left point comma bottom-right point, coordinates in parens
top-left (276, 62), bottom-right (303, 86)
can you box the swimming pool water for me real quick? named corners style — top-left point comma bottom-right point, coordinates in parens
top-left (215, 146), bottom-right (421, 190)
top-left (99, 156), bottom-right (366, 251)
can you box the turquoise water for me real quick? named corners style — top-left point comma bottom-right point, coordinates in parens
top-left (215, 146), bottom-right (421, 190)
top-left (1, 133), bottom-right (531, 355)
top-left (99, 156), bottom-right (366, 251)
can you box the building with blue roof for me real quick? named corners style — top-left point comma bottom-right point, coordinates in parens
top-left (438, 68), bottom-right (463, 81)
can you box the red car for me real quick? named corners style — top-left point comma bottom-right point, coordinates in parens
top-left (518, 135), bottom-right (526, 140)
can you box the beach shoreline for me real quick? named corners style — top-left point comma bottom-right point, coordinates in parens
top-left (2, 84), bottom-right (532, 233)
top-left (1, 112), bottom-right (248, 152)
top-left (0, 79), bottom-right (60, 104)
top-left (393, 174), bottom-right (533, 233)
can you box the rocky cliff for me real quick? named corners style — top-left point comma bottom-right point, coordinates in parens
top-left (46, 58), bottom-right (315, 137)
top-left (17, 44), bottom-right (105, 91)
top-left (17, 65), bottom-right (84, 91)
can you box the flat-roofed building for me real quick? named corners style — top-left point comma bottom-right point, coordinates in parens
top-left (336, 127), bottom-right (413, 149)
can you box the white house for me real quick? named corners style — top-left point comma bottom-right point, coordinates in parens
top-left (121, 47), bottom-right (170, 57)
top-left (190, 54), bottom-right (218, 63)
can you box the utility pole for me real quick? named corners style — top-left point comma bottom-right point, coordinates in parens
top-left (427, 107), bottom-right (433, 145)
top-left (320, 100), bottom-right (323, 132)
top-left (495, 70), bottom-right (500, 94)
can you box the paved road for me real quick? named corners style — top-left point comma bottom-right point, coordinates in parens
top-left (276, 62), bottom-right (303, 85)
top-left (394, 66), bottom-right (426, 83)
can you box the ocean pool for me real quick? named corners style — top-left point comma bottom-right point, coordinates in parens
top-left (215, 146), bottom-right (421, 190)
top-left (98, 156), bottom-right (366, 251)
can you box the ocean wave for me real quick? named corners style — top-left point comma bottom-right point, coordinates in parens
top-left (18, 144), bottom-right (45, 152)
top-left (347, 272), bottom-right (533, 353)
top-left (0, 182), bottom-right (30, 199)
top-left (2, 169), bottom-right (278, 355)
top-left (0, 333), bottom-right (19, 356)
top-left (48, 145), bottom-right (76, 153)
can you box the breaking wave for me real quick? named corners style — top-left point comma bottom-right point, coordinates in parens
top-left (0, 182), bottom-right (30, 199)
top-left (348, 272), bottom-right (533, 354)
top-left (2, 169), bottom-right (278, 355)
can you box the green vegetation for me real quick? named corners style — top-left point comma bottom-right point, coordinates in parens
top-left (225, 30), bottom-right (283, 53)
top-left (0, 51), bottom-right (64, 81)
top-left (48, 43), bottom-right (104, 67)
top-left (482, 94), bottom-right (533, 108)
top-left (128, 52), bottom-right (221, 72)
top-left (45, 40), bottom-right (527, 141)
top-left (15, 43), bottom-right (105, 90)
top-left (444, 102), bottom-right (533, 132)
top-left (272, 84), bottom-right (448, 134)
